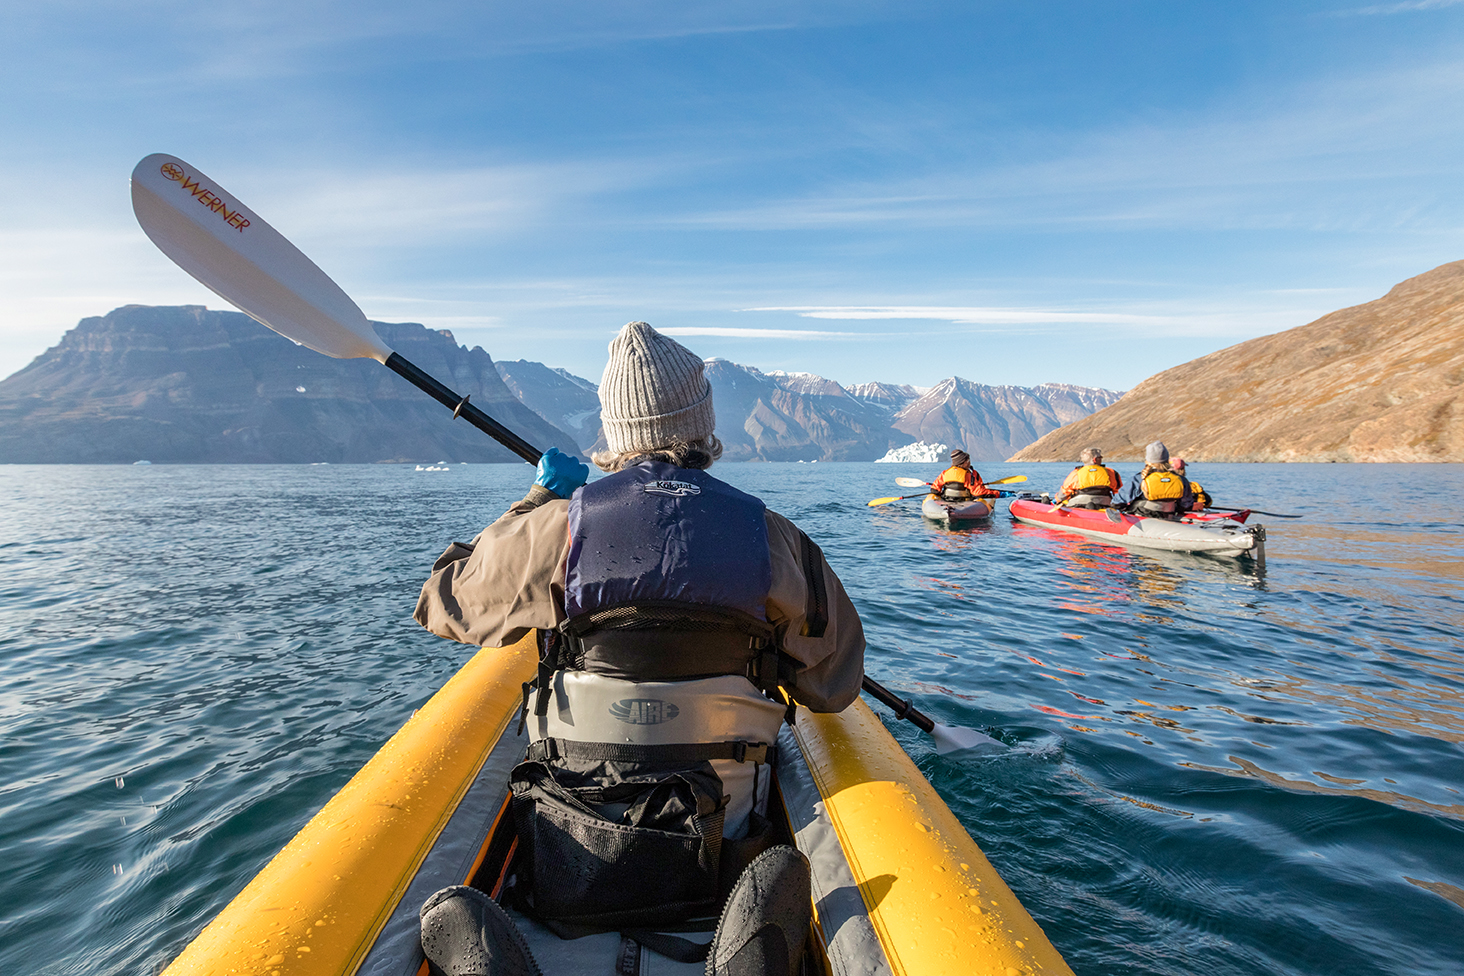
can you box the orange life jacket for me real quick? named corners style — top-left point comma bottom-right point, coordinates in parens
top-left (936, 465), bottom-right (974, 489)
top-left (935, 465), bottom-right (977, 499)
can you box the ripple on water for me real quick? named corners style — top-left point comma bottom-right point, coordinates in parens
top-left (1, 462), bottom-right (1462, 976)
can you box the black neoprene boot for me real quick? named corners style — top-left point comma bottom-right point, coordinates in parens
top-left (706, 845), bottom-right (812, 976)
top-left (419, 885), bottom-right (542, 976)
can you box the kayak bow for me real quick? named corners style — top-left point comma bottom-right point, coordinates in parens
top-left (158, 632), bottom-right (1073, 976)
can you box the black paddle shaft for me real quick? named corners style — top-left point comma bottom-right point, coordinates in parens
top-left (861, 675), bottom-right (935, 733)
top-left (386, 352), bottom-right (926, 733)
top-left (1208, 505), bottom-right (1303, 519)
top-left (384, 353), bottom-right (542, 464)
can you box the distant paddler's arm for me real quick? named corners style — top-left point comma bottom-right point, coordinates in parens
top-left (764, 510), bottom-right (866, 714)
top-left (414, 497), bottom-right (570, 647)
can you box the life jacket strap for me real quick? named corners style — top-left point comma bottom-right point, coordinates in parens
top-left (552, 601), bottom-right (799, 696)
top-left (525, 737), bottom-right (777, 766)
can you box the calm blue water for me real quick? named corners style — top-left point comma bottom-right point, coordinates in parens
top-left (1, 461), bottom-right (1461, 975)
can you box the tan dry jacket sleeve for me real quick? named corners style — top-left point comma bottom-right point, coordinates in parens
top-left (764, 510), bottom-right (865, 713)
top-left (413, 497), bottom-right (571, 649)
top-left (414, 499), bottom-right (865, 714)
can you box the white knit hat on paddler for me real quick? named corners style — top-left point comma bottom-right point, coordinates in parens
top-left (1145, 440), bottom-right (1170, 464)
top-left (599, 321), bottom-right (716, 453)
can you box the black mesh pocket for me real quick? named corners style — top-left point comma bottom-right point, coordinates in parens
top-left (509, 757), bottom-right (726, 928)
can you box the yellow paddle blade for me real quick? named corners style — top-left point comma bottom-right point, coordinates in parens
top-left (988, 474), bottom-right (1027, 485)
top-left (868, 495), bottom-right (905, 506)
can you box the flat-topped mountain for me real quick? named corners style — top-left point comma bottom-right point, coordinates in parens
top-left (0, 306), bottom-right (578, 463)
top-left (1010, 259), bottom-right (1464, 463)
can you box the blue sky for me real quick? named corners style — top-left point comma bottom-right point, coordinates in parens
top-left (2, 1), bottom-right (1462, 392)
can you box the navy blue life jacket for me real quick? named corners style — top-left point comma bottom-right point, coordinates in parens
top-left (565, 460), bottom-right (771, 622)
top-left (532, 460), bottom-right (788, 709)
top-left (509, 461), bottom-right (790, 926)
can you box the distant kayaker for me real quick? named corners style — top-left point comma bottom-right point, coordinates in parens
top-left (1056, 447), bottom-right (1123, 507)
top-left (413, 321), bottom-right (865, 976)
top-left (934, 449), bottom-right (1002, 501)
top-left (1116, 440), bottom-right (1193, 518)
top-left (1171, 458), bottom-right (1212, 510)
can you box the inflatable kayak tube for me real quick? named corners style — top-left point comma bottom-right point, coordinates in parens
top-left (1010, 498), bottom-right (1265, 561)
top-left (159, 631), bottom-right (1073, 976)
top-left (921, 495), bottom-right (993, 523)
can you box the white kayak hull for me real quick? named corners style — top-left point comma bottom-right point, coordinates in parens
top-left (922, 496), bottom-right (993, 522)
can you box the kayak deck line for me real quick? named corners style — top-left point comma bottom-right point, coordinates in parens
top-left (158, 632), bottom-right (1072, 976)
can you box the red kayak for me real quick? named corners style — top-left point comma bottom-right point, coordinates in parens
top-left (1009, 498), bottom-right (1265, 560)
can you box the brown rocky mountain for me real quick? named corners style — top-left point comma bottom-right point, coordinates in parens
top-left (893, 378), bottom-right (1124, 460)
top-left (569, 362), bottom-right (1119, 462)
top-left (0, 305), bottom-right (579, 463)
top-left (578, 360), bottom-right (903, 462)
top-left (1010, 259), bottom-right (1464, 463)
top-left (0, 305), bottom-right (1124, 464)
top-left (703, 362), bottom-right (899, 462)
top-left (845, 380), bottom-right (922, 418)
top-left (494, 359), bottom-right (602, 452)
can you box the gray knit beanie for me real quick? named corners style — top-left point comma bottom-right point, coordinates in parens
top-left (599, 322), bottom-right (716, 454)
top-left (1145, 440), bottom-right (1170, 464)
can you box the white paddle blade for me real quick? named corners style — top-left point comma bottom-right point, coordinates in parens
top-left (130, 154), bottom-right (392, 363)
top-left (895, 477), bottom-right (929, 488)
top-left (931, 723), bottom-right (1007, 758)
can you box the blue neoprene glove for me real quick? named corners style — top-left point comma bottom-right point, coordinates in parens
top-left (534, 446), bottom-right (589, 499)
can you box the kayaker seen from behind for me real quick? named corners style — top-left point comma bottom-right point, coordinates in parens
top-left (933, 449), bottom-right (1002, 502)
top-left (1055, 447), bottom-right (1122, 508)
top-left (1171, 458), bottom-right (1212, 511)
top-left (412, 321), bottom-right (866, 976)
top-left (1115, 440), bottom-right (1193, 519)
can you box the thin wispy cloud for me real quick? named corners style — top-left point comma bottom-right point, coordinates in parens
top-left (747, 304), bottom-right (1326, 340)
top-left (658, 326), bottom-right (864, 339)
top-left (1350, 0), bottom-right (1464, 14)
top-left (752, 305), bottom-right (1171, 326)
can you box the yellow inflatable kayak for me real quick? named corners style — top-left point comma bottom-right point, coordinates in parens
top-left (159, 632), bottom-right (1074, 976)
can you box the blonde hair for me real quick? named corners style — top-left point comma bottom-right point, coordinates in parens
top-left (591, 435), bottom-right (724, 473)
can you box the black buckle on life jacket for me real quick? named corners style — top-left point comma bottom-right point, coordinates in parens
top-left (525, 737), bottom-right (776, 766)
top-left (531, 629), bottom-right (564, 720)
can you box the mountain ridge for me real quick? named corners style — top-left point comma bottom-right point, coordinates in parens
top-left (0, 305), bottom-right (1123, 463)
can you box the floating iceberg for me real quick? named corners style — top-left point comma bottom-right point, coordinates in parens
top-left (875, 442), bottom-right (949, 464)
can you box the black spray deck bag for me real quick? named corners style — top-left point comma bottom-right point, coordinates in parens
top-left (509, 755), bottom-right (728, 928)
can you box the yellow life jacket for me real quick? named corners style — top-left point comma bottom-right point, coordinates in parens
top-left (1189, 480), bottom-right (1211, 509)
top-left (1069, 464), bottom-right (1115, 493)
top-left (1142, 470), bottom-right (1185, 501)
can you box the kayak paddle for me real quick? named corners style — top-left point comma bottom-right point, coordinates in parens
top-left (129, 153), bottom-right (540, 464)
top-left (1208, 505), bottom-right (1303, 519)
top-left (895, 474), bottom-right (1027, 488)
top-left (867, 491), bottom-right (930, 507)
top-left (131, 152), bottom-right (1005, 761)
top-left (861, 676), bottom-right (1006, 758)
